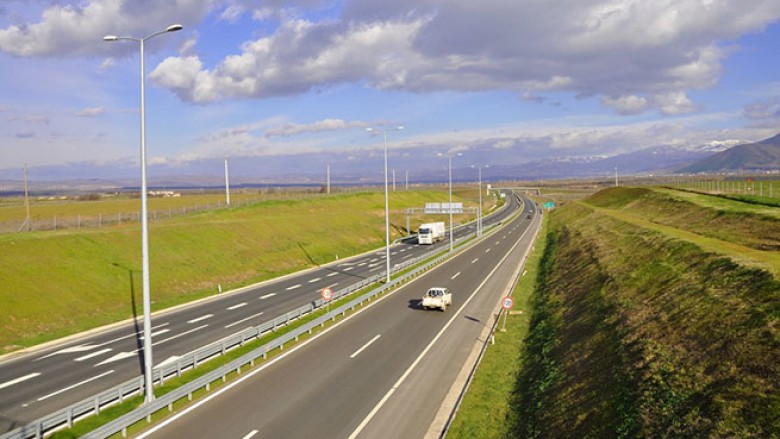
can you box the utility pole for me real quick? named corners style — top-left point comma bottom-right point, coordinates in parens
top-left (327, 164), bottom-right (331, 194)
top-left (23, 164), bottom-right (31, 232)
top-left (224, 158), bottom-right (231, 208)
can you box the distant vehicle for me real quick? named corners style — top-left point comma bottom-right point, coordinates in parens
top-left (418, 222), bottom-right (446, 245)
top-left (422, 287), bottom-right (452, 311)
top-left (527, 213), bottom-right (532, 219)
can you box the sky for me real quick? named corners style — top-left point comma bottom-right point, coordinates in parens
top-left (1, 0), bottom-right (779, 184)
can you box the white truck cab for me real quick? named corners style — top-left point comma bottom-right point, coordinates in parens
top-left (422, 287), bottom-right (452, 311)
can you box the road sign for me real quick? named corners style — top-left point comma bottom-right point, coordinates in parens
top-left (321, 288), bottom-right (333, 301)
top-left (543, 201), bottom-right (555, 209)
top-left (501, 296), bottom-right (514, 309)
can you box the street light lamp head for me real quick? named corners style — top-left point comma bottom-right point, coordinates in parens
top-left (103, 35), bottom-right (118, 41)
top-left (166, 24), bottom-right (183, 33)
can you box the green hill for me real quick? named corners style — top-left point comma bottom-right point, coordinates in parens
top-left (509, 188), bottom-right (779, 437)
top-left (679, 133), bottom-right (780, 173)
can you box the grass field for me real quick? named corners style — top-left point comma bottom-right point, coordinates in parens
top-left (0, 187), bottom-right (492, 354)
top-left (451, 186), bottom-right (779, 437)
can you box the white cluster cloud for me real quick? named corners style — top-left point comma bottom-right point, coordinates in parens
top-left (146, 0), bottom-right (778, 116)
top-left (1, 0), bottom-right (779, 118)
top-left (0, 0), bottom-right (213, 57)
top-left (265, 119), bottom-right (368, 138)
top-left (75, 107), bottom-right (105, 117)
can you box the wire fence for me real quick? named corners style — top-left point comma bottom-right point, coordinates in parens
top-left (2, 188), bottom-right (376, 234)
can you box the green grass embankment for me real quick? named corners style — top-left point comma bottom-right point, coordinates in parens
top-left (452, 186), bottom-right (778, 437)
top-left (510, 189), bottom-right (779, 437)
top-left (587, 187), bottom-right (780, 251)
top-left (0, 190), bottom-right (478, 354)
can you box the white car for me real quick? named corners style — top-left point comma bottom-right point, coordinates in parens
top-left (421, 287), bottom-right (452, 311)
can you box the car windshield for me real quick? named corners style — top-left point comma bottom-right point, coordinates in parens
top-left (419, 228), bottom-right (431, 234)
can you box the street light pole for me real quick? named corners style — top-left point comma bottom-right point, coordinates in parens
top-left (476, 165), bottom-right (483, 236)
top-left (440, 152), bottom-right (461, 251)
top-left (448, 156), bottom-right (453, 251)
top-left (225, 158), bottom-right (231, 208)
top-left (367, 126), bottom-right (404, 283)
top-left (104, 24), bottom-right (182, 404)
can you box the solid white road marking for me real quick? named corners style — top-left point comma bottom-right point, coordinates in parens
top-left (74, 348), bottom-right (112, 362)
top-left (38, 370), bottom-right (114, 401)
top-left (138, 328), bottom-right (171, 339)
top-left (187, 314), bottom-right (214, 324)
top-left (155, 356), bottom-right (182, 369)
top-left (350, 335), bottom-right (382, 359)
top-left (451, 272), bottom-right (461, 280)
top-left (0, 373), bottom-right (41, 390)
top-left (242, 430), bottom-right (259, 439)
top-left (308, 277), bottom-right (322, 283)
top-left (153, 325), bottom-right (208, 347)
top-left (225, 312), bottom-right (265, 329)
top-left (38, 344), bottom-right (97, 359)
top-left (93, 323), bottom-right (170, 348)
top-left (260, 293), bottom-right (277, 299)
top-left (96, 351), bottom-right (136, 366)
top-left (228, 302), bottom-right (248, 310)
top-left (348, 209), bottom-right (535, 439)
top-left (286, 284), bottom-right (302, 290)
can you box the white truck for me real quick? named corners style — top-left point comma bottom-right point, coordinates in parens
top-left (418, 222), bottom-right (446, 245)
top-left (421, 287), bottom-right (452, 311)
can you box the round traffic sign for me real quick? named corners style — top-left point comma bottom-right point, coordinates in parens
top-left (321, 288), bottom-right (333, 301)
top-left (501, 296), bottom-right (514, 309)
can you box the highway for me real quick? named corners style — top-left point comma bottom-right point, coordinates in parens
top-left (140, 194), bottom-right (540, 439)
top-left (0, 194), bottom-right (521, 434)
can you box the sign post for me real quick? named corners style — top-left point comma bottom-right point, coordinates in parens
top-left (500, 296), bottom-right (514, 332)
top-left (321, 287), bottom-right (333, 313)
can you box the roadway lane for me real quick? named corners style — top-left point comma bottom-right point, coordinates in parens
top-left (141, 195), bottom-right (540, 439)
top-left (0, 194), bottom-right (522, 433)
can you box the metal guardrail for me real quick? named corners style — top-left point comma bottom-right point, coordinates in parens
top-left (2, 195), bottom-right (517, 439)
top-left (0, 243), bottom-right (454, 439)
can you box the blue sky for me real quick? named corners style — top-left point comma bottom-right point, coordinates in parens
top-left (1, 0), bottom-right (779, 183)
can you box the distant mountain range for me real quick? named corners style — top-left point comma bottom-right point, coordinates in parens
top-left (678, 133), bottom-right (780, 173)
top-left (2, 133), bottom-right (778, 193)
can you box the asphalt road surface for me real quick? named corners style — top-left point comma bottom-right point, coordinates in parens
top-left (0, 193), bottom-right (522, 434)
top-left (139, 194), bottom-right (540, 439)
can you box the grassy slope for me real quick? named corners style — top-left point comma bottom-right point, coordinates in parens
top-left (510, 188), bottom-right (779, 437)
top-left (0, 190), bottom-right (478, 353)
top-left (587, 187), bottom-right (780, 251)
